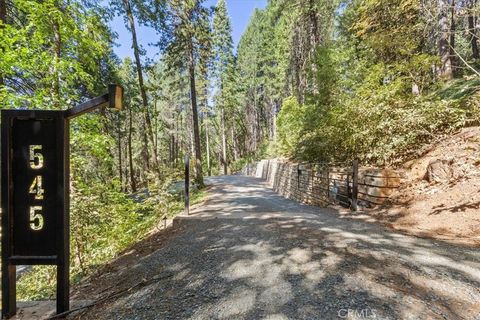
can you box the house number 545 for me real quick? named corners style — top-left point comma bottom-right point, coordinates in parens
top-left (29, 145), bottom-right (44, 231)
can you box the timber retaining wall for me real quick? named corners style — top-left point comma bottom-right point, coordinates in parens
top-left (241, 159), bottom-right (404, 208)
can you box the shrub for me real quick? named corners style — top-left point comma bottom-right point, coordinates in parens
top-left (278, 79), bottom-right (479, 165)
top-left (276, 96), bottom-right (305, 157)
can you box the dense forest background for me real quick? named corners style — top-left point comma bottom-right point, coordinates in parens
top-left (1, 0), bottom-right (480, 297)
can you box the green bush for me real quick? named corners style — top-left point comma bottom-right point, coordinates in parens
top-left (276, 96), bottom-right (305, 157)
top-left (276, 79), bottom-right (479, 165)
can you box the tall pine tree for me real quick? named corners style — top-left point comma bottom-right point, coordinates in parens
top-left (159, 0), bottom-right (212, 187)
top-left (212, 0), bottom-right (234, 174)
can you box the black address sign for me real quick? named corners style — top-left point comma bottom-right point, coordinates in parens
top-left (2, 111), bottom-right (68, 260)
top-left (13, 117), bottom-right (60, 256)
top-left (1, 85), bottom-right (122, 319)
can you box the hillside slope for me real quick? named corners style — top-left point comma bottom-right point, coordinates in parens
top-left (368, 126), bottom-right (480, 246)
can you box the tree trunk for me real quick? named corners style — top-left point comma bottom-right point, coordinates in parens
top-left (231, 127), bottom-right (238, 162)
top-left (123, 0), bottom-right (160, 173)
top-left (170, 112), bottom-right (175, 167)
top-left (308, 0), bottom-right (319, 95)
top-left (308, 0), bottom-right (320, 47)
top-left (168, 119), bottom-right (175, 168)
top-left (269, 100), bottom-right (275, 139)
top-left (52, 8), bottom-right (61, 109)
top-left (173, 112), bottom-right (177, 167)
top-left (449, 0), bottom-right (457, 75)
top-left (0, 0), bottom-right (6, 88)
top-left (172, 135), bottom-right (176, 167)
top-left (205, 115), bottom-right (211, 176)
top-left (173, 116), bottom-right (180, 167)
top-left (188, 43), bottom-right (204, 187)
top-left (221, 106), bottom-right (228, 175)
top-left (438, 0), bottom-right (453, 79)
top-left (253, 109), bottom-right (258, 152)
top-left (252, 65), bottom-right (258, 152)
top-left (154, 99), bottom-right (158, 152)
top-left (188, 110), bottom-right (195, 158)
top-left (469, 0), bottom-right (479, 59)
top-left (201, 78), bottom-right (211, 177)
top-left (117, 115), bottom-right (123, 192)
top-left (175, 112), bottom-right (180, 167)
top-left (128, 106), bottom-right (137, 192)
top-left (273, 101), bottom-right (277, 141)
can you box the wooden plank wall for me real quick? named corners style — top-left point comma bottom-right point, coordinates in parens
top-left (357, 168), bottom-right (402, 205)
top-left (241, 159), bottom-right (403, 208)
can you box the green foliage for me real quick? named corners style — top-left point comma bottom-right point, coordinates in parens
top-left (212, 0), bottom-right (234, 80)
top-left (0, 0), bottom-right (114, 108)
top-left (434, 78), bottom-right (480, 100)
top-left (282, 80), bottom-right (478, 165)
top-left (230, 156), bottom-right (256, 173)
top-left (276, 97), bottom-right (305, 157)
top-left (159, 0), bottom-right (212, 72)
top-left (353, 0), bottom-right (423, 62)
top-left (69, 181), bottom-right (143, 274)
top-left (212, 0), bottom-right (236, 113)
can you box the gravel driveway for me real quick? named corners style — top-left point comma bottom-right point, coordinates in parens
top-left (72, 175), bottom-right (480, 320)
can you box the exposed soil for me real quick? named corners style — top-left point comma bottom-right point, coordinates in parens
top-left (357, 127), bottom-right (480, 247)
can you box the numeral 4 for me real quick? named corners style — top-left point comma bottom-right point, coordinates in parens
top-left (29, 206), bottom-right (44, 231)
top-left (29, 175), bottom-right (44, 200)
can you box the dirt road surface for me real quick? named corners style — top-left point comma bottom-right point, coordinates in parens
top-left (71, 175), bottom-right (480, 320)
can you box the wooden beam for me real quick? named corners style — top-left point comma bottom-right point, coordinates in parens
top-left (64, 93), bottom-right (109, 120)
top-left (65, 84), bottom-right (123, 120)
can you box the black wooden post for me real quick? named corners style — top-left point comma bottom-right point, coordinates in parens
top-left (297, 164), bottom-right (301, 189)
top-left (184, 155), bottom-right (190, 216)
top-left (1, 112), bottom-right (16, 318)
top-left (57, 116), bottom-right (70, 314)
top-left (346, 172), bottom-right (350, 204)
top-left (352, 159), bottom-right (359, 211)
top-left (326, 166), bottom-right (330, 203)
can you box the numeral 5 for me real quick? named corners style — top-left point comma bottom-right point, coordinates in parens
top-left (29, 206), bottom-right (44, 231)
top-left (29, 145), bottom-right (43, 169)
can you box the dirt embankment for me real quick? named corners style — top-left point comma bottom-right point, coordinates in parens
top-left (365, 127), bottom-right (480, 247)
